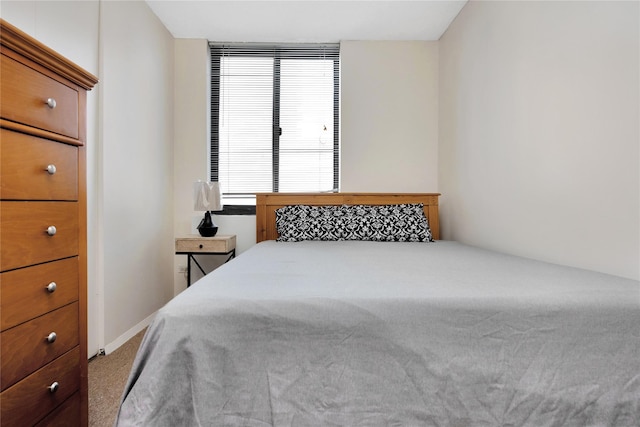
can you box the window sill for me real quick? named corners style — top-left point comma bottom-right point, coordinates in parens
top-left (213, 205), bottom-right (256, 216)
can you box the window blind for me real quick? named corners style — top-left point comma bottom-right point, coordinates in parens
top-left (210, 43), bottom-right (340, 202)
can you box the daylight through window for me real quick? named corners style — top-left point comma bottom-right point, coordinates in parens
top-left (210, 43), bottom-right (340, 207)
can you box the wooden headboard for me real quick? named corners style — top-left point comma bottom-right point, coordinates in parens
top-left (255, 193), bottom-right (440, 242)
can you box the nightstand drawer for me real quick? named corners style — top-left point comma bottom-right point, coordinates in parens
top-left (0, 129), bottom-right (78, 201)
top-left (1, 302), bottom-right (79, 391)
top-left (0, 347), bottom-right (80, 427)
top-left (1, 258), bottom-right (79, 331)
top-left (0, 201), bottom-right (79, 271)
top-left (0, 54), bottom-right (79, 140)
top-left (175, 235), bottom-right (236, 253)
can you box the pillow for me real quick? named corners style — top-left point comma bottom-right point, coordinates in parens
top-left (275, 203), bottom-right (433, 242)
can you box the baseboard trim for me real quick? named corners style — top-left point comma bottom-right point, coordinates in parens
top-left (102, 311), bottom-right (156, 355)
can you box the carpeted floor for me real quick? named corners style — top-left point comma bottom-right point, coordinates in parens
top-left (88, 328), bottom-right (146, 427)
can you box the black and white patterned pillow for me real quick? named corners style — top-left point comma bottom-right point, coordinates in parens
top-left (275, 204), bottom-right (433, 242)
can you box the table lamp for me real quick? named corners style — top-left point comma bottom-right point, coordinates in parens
top-left (193, 181), bottom-right (222, 237)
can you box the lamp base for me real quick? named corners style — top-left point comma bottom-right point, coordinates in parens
top-left (198, 227), bottom-right (218, 237)
top-left (197, 211), bottom-right (219, 237)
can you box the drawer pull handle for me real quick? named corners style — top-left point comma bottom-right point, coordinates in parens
top-left (46, 282), bottom-right (57, 293)
top-left (46, 332), bottom-right (57, 343)
top-left (46, 98), bottom-right (57, 109)
top-left (47, 226), bottom-right (57, 236)
top-left (46, 164), bottom-right (57, 175)
top-left (48, 382), bottom-right (59, 393)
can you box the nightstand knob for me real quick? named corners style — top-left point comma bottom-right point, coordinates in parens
top-left (45, 164), bottom-right (57, 175)
top-left (47, 226), bottom-right (57, 236)
top-left (46, 98), bottom-right (57, 109)
top-left (48, 382), bottom-right (59, 393)
top-left (199, 244), bottom-right (203, 249)
top-left (46, 282), bottom-right (57, 293)
top-left (46, 332), bottom-right (57, 343)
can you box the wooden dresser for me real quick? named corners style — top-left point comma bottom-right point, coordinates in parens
top-left (0, 19), bottom-right (98, 426)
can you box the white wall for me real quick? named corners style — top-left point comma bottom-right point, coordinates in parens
top-left (100, 0), bottom-right (175, 350)
top-left (173, 38), bottom-right (207, 293)
top-left (341, 41), bottom-right (439, 192)
top-left (1, 0), bottom-right (176, 355)
top-left (439, 0), bottom-right (640, 280)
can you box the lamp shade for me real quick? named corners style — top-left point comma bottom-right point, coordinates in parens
top-left (193, 181), bottom-right (222, 211)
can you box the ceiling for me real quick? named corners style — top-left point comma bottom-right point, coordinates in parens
top-left (145, 1), bottom-right (468, 43)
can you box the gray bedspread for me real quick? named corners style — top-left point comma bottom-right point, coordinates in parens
top-left (115, 241), bottom-right (640, 426)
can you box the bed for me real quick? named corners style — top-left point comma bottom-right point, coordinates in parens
top-left (115, 193), bottom-right (639, 426)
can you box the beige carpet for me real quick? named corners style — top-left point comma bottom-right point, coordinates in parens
top-left (89, 328), bottom-right (146, 427)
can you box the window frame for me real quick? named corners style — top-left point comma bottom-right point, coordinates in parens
top-left (209, 43), bottom-right (340, 214)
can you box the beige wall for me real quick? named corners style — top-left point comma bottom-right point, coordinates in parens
top-left (439, 0), bottom-right (639, 280)
top-left (340, 41), bottom-right (439, 192)
top-left (100, 0), bottom-right (175, 350)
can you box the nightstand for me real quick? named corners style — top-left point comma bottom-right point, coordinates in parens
top-left (175, 235), bottom-right (236, 286)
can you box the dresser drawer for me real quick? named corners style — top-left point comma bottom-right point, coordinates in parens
top-left (1, 302), bottom-right (79, 391)
top-left (0, 201), bottom-right (79, 271)
top-left (0, 129), bottom-right (78, 200)
top-left (0, 54), bottom-right (79, 139)
top-left (1, 258), bottom-right (79, 331)
top-left (34, 392), bottom-right (80, 427)
top-left (0, 347), bottom-right (80, 427)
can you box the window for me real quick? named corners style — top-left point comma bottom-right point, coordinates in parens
top-left (210, 43), bottom-right (340, 210)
